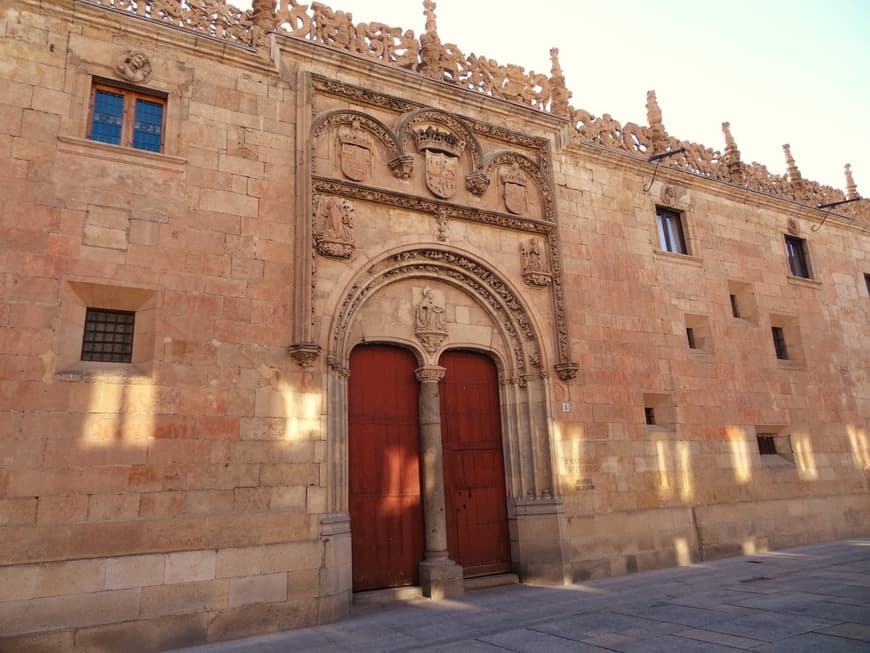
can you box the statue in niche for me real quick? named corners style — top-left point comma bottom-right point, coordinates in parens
top-left (500, 163), bottom-right (528, 214)
top-left (414, 286), bottom-right (448, 354)
top-left (337, 118), bottom-right (373, 182)
top-left (116, 50), bottom-right (152, 83)
top-left (520, 237), bottom-right (551, 287)
top-left (314, 195), bottom-right (355, 259)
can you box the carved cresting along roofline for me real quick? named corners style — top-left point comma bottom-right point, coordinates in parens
top-left (84, 0), bottom-right (867, 220)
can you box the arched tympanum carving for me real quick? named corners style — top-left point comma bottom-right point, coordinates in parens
top-left (484, 150), bottom-right (554, 222)
top-left (311, 109), bottom-right (412, 178)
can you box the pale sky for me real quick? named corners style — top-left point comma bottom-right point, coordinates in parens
top-left (240, 0), bottom-right (869, 192)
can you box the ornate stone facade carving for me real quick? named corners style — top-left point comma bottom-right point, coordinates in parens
top-left (337, 119), bottom-right (372, 182)
top-left (314, 195), bottom-right (355, 259)
top-left (116, 50), bottom-right (152, 82)
top-left (414, 365), bottom-right (446, 383)
top-left (520, 238), bottom-right (551, 287)
top-left (288, 342), bottom-right (321, 367)
top-left (93, 1), bottom-right (866, 219)
top-left (501, 163), bottom-right (528, 215)
top-left (312, 110), bottom-right (411, 179)
top-left (414, 286), bottom-right (448, 354)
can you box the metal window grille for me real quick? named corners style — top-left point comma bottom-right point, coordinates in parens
top-left (784, 235), bottom-right (810, 278)
top-left (644, 407), bottom-right (656, 425)
top-left (81, 308), bottom-right (135, 363)
top-left (771, 326), bottom-right (788, 360)
top-left (756, 434), bottom-right (777, 455)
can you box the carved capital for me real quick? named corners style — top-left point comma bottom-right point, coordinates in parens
top-left (554, 362), bottom-right (580, 381)
top-left (415, 365), bottom-right (446, 383)
top-left (288, 342), bottom-right (321, 368)
top-left (388, 153), bottom-right (414, 179)
top-left (327, 353), bottom-right (349, 377)
top-left (465, 171), bottom-right (490, 196)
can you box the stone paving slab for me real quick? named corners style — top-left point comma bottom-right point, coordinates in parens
top-left (173, 538), bottom-right (870, 653)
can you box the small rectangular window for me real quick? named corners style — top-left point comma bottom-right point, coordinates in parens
top-left (729, 294), bottom-right (740, 318)
top-left (89, 83), bottom-right (165, 153)
top-left (81, 308), bottom-right (136, 363)
top-left (771, 326), bottom-right (788, 360)
top-left (656, 208), bottom-right (688, 254)
top-left (644, 407), bottom-right (656, 425)
top-left (686, 327), bottom-right (696, 349)
top-left (756, 434), bottom-right (777, 456)
top-left (865, 273), bottom-right (870, 297)
top-left (784, 235), bottom-right (811, 279)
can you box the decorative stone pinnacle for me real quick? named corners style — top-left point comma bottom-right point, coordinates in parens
top-left (844, 163), bottom-right (859, 200)
top-left (646, 90), bottom-right (667, 154)
top-left (423, 0), bottom-right (438, 35)
top-left (721, 121), bottom-right (743, 182)
top-left (251, 0), bottom-right (275, 28)
top-left (783, 143), bottom-right (802, 182)
top-left (548, 47), bottom-right (572, 118)
top-left (722, 122), bottom-right (735, 148)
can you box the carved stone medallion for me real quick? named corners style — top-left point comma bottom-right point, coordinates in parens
top-left (424, 150), bottom-right (458, 199)
top-left (414, 286), bottom-right (448, 354)
top-left (116, 50), bottom-right (152, 83)
top-left (501, 164), bottom-right (528, 215)
top-left (337, 119), bottom-right (372, 182)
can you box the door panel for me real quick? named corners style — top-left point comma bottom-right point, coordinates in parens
top-left (439, 350), bottom-right (511, 577)
top-left (348, 345), bottom-right (424, 591)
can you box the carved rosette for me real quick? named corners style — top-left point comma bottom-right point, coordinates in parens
top-left (415, 365), bottom-right (446, 383)
top-left (288, 342), bottom-right (322, 368)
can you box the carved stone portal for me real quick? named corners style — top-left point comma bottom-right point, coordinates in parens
top-left (315, 195), bottom-right (355, 259)
top-left (337, 119), bottom-right (372, 182)
top-left (501, 163), bottom-right (528, 215)
top-left (116, 50), bottom-right (152, 83)
top-left (414, 286), bottom-right (448, 354)
top-left (520, 237), bottom-right (551, 287)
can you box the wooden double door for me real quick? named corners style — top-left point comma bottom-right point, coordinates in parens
top-left (348, 345), bottom-right (511, 591)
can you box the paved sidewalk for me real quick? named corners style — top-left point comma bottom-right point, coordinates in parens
top-left (175, 539), bottom-right (870, 652)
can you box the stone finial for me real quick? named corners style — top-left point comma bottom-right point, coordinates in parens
top-left (844, 163), bottom-right (859, 200)
top-left (783, 143), bottom-right (802, 182)
top-left (721, 122), bottom-right (744, 182)
top-left (646, 90), bottom-right (667, 154)
top-left (548, 47), bottom-right (572, 118)
top-left (423, 0), bottom-right (438, 35)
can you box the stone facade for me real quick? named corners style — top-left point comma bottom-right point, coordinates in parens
top-left (1, 0), bottom-right (868, 650)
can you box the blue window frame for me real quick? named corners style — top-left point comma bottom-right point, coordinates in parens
top-left (88, 82), bottom-right (165, 153)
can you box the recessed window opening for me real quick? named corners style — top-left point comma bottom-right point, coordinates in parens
top-left (729, 294), bottom-right (740, 318)
top-left (771, 326), bottom-right (788, 360)
top-left (81, 307), bottom-right (135, 363)
top-left (644, 407), bottom-right (656, 425)
top-left (89, 82), bottom-right (166, 153)
top-left (865, 273), bottom-right (870, 297)
top-left (784, 235), bottom-right (811, 279)
top-left (686, 327), bottom-right (697, 349)
top-left (756, 434), bottom-right (777, 456)
top-left (656, 207), bottom-right (687, 254)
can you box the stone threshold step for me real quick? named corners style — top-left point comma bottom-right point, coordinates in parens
top-left (352, 573), bottom-right (520, 608)
top-left (464, 573), bottom-right (519, 591)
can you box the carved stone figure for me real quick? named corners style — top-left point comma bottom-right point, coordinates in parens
top-left (520, 238), bottom-right (551, 287)
top-left (337, 119), bottom-right (372, 182)
top-left (116, 50), bottom-right (152, 82)
top-left (415, 286), bottom-right (448, 354)
top-left (501, 163), bottom-right (528, 215)
top-left (314, 195), bottom-right (355, 259)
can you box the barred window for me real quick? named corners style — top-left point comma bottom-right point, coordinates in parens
top-left (81, 308), bottom-right (135, 363)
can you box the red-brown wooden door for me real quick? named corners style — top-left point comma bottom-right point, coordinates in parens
top-left (348, 345), bottom-right (425, 591)
top-left (439, 350), bottom-right (512, 577)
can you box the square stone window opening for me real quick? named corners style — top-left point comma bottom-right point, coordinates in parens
top-left (864, 273), bottom-right (870, 297)
top-left (643, 393), bottom-right (676, 433)
top-left (727, 280), bottom-right (758, 324)
top-left (655, 206), bottom-right (689, 255)
top-left (755, 427), bottom-right (795, 465)
top-left (769, 314), bottom-right (804, 366)
top-left (683, 314), bottom-right (712, 354)
top-left (784, 234), bottom-right (812, 279)
top-left (57, 280), bottom-right (159, 378)
top-left (88, 80), bottom-right (167, 153)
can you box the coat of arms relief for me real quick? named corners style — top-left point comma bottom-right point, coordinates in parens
top-left (414, 125), bottom-right (464, 199)
top-left (338, 119), bottom-right (373, 182)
